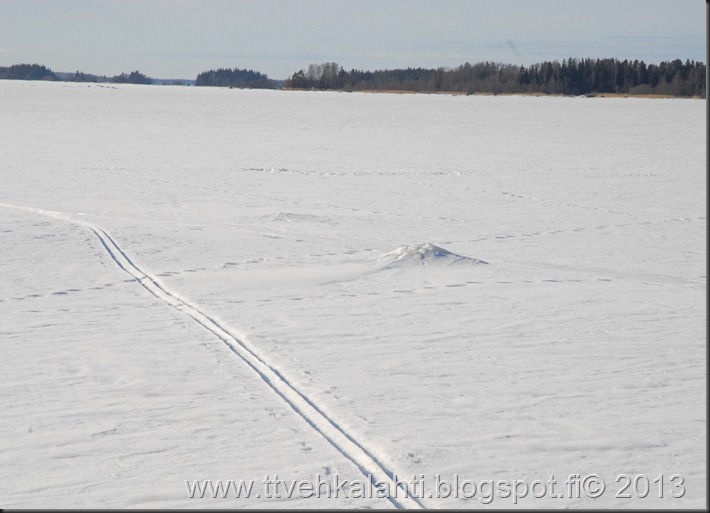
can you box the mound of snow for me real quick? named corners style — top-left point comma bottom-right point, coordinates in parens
top-left (381, 242), bottom-right (487, 267)
top-left (272, 212), bottom-right (329, 223)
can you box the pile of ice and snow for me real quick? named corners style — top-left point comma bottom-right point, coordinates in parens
top-left (380, 242), bottom-right (487, 268)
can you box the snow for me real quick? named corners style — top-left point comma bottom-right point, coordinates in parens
top-left (0, 80), bottom-right (705, 508)
top-left (380, 242), bottom-right (487, 267)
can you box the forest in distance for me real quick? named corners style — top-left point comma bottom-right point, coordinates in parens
top-left (283, 58), bottom-right (706, 97)
top-left (0, 57), bottom-right (706, 97)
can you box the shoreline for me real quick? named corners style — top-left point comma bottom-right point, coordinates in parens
top-left (282, 88), bottom-right (703, 99)
top-left (1, 80), bottom-right (702, 99)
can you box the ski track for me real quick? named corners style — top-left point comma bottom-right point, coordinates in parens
top-left (1, 202), bottom-right (426, 510)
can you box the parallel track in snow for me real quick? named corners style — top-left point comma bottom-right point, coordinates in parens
top-left (1, 203), bottom-right (426, 509)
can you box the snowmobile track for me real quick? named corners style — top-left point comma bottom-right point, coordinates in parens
top-left (1, 203), bottom-right (426, 509)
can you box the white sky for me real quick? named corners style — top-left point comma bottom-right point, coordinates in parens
top-left (0, 0), bottom-right (705, 79)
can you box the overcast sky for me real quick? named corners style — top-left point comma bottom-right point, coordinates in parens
top-left (0, 0), bottom-right (705, 79)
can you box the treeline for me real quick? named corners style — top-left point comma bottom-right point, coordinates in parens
top-left (1, 63), bottom-right (278, 88)
top-left (286, 58), bottom-right (706, 97)
top-left (0, 63), bottom-right (56, 81)
top-left (2, 59), bottom-right (706, 97)
top-left (110, 70), bottom-right (151, 84)
top-left (195, 68), bottom-right (276, 88)
top-left (0, 63), bottom-right (155, 84)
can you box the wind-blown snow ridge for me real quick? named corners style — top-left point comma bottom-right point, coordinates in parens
top-left (382, 242), bottom-right (487, 267)
top-left (0, 202), bottom-right (426, 510)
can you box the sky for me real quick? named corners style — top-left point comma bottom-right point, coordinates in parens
top-left (0, 0), bottom-right (705, 80)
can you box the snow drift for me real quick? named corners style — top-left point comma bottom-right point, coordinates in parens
top-left (380, 242), bottom-right (487, 268)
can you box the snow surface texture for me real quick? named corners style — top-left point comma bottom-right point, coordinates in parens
top-left (0, 81), bottom-right (706, 509)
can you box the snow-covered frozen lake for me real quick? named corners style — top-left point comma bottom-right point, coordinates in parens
top-left (0, 81), bottom-right (705, 508)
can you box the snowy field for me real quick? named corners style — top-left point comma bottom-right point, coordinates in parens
top-left (0, 80), bottom-right (705, 509)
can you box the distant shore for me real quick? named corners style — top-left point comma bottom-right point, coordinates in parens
top-left (282, 88), bottom-right (703, 99)
top-left (3, 57), bottom-right (706, 99)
